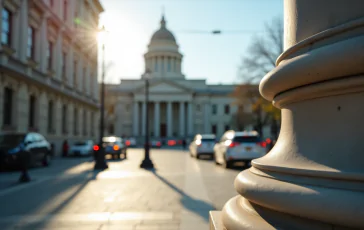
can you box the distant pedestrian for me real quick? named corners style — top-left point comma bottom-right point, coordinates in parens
top-left (18, 148), bottom-right (31, 183)
top-left (62, 140), bottom-right (69, 157)
top-left (182, 139), bottom-right (187, 150)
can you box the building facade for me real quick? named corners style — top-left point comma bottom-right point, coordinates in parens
top-left (105, 16), bottom-right (257, 142)
top-left (0, 0), bottom-right (103, 154)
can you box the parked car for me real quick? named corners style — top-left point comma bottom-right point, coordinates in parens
top-left (150, 140), bottom-right (162, 148)
top-left (189, 134), bottom-right (216, 159)
top-left (94, 136), bottom-right (127, 159)
top-left (124, 137), bottom-right (137, 147)
top-left (0, 132), bottom-right (51, 170)
top-left (214, 130), bottom-right (267, 168)
top-left (69, 140), bottom-right (94, 157)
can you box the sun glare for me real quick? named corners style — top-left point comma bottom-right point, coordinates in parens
top-left (97, 30), bottom-right (107, 44)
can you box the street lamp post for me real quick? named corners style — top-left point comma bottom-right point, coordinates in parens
top-left (94, 26), bottom-right (108, 170)
top-left (140, 69), bottom-right (154, 169)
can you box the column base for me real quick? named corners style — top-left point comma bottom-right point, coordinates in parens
top-left (221, 196), bottom-right (358, 230)
top-left (209, 211), bottom-right (223, 230)
top-left (140, 159), bottom-right (154, 169)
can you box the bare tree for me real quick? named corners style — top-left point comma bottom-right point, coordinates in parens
top-left (239, 17), bottom-right (283, 83)
top-left (233, 17), bottom-right (283, 139)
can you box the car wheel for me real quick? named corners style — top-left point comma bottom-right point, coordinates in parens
top-left (124, 149), bottom-right (127, 159)
top-left (116, 153), bottom-right (120, 159)
top-left (42, 153), bottom-right (51, 167)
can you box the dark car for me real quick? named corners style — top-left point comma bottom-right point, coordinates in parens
top-left (0, 132), bottom-right (52, 170)
top-left (94, 136), bottom-right (127, 159)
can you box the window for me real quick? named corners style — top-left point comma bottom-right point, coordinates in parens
top-left (108, 124), bottom-right (114, 134)
top-left (62, 105), bottom-right (67, 134)
top-left (46, 41), bottom-right (53, 70)
top-left (62, 52), bottom-right (67, 80)
top-left (3, 87), bottom-right (13, 126)
top-left (73, 60), bottom-right (78, 87)
top-left (1, 8), bottom-right (12, 46)
top-left (27, 26), bottom-right (35, 59)
top-left (238, 105), bottom-right (244, 113)
top-left (28, 95), bottom-right (36, 128)
top-left (83, 67), bottom-right (86, 91)
top-left (212, 104), bottom-right (217, 115)
top-left (91, 112), bottom-right (94, 136)
top-left (74, 108), bottom-right (78, 135)
top-left (233, 136), bottom-right (261, 143)
top-left (83, 110), bottom-right (87, 135)
top-left (63, 0), bottom-right (67, 20)
top-left (47, 100), bottom-right (54, 133)
top-left (212, 125), bottom-right (217, 135)
top-left (224, 105), bottom-right (230, 114)
top-left (167, 57), bottom-right (171, 72)
top-left (225, 125), bottom-right (230, 131)
top-left (196, 104), bottom-right (201, 112)
top-left (173, 59), bottom-right (177, 72)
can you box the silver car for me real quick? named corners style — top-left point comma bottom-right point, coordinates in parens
top-left (189, 134), bottom-right (216, 159)
top-left (214, 131), bottom-right (267, 168)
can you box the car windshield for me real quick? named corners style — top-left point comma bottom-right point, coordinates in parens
top-left (201, 138), bottom-right (216, 142)
top-left (233, 136), bottom-right (261, 143)
top-left (0, 134), bottom-right (25, 146)
top-left (74, 141), bottom-right (87, 146)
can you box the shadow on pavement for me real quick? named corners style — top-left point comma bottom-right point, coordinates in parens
top-left (147, 169), bottom-right (215, 223)
top-left (3, 169), bottom-right (104, 230)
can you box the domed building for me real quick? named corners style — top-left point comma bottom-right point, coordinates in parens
top-left (105, 15), bottom-right (252, 142)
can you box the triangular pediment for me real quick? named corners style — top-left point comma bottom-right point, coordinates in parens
top-left (135, 80), bottom-right (192, 94)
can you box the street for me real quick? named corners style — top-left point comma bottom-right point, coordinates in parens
top-left (0, 148), bottom-right (241, 230)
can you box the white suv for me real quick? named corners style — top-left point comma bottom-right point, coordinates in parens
top-left (189, 134), bottom-right (216, 159)
top-left (214, 130), bottom-right (267, 168)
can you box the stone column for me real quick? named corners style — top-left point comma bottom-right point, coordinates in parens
top-left (157, 57), bottom-right (161, 73)
top-left (187, 102), bottom-right (193, 136)
top-left (204, 103), bottom-right (210, 133)
top-left (154, 102), bottom-right (160, 137)
top-left (141, 102), bottom-right (146, 136)
top-left (133, 101), bottom-right (139, 136)
top-left (179, 102), bottom-right (185, 137)
top-left (214, 1), bottom-right (364, 229)
top-left (18, 0), bottom-right (28, 62)
top-left (40, 14), bottom-right (48, 72)
top-left (166, 101), bottom-right (172, 137)
top-left (55, 32), bottom-right (62, 80)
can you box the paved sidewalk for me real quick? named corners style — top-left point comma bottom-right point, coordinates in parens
top-left (0, 149), bottom-right (217, 230)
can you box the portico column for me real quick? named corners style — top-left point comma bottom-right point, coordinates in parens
top-left (141, 102), bottom-right (146, 136)
top-left (179, 102), bottom-right (185, 137)
top-left (203, 103), bottom-right (210, 133)
top-left (166, 102), bottom-right (172, 137)
top-left (132, 101), bottom-right (139, 137)
top-left (154, 102), bottom-right (160, 137)
top-left (214, 1), bottom-right (364, 229)
top-left (187, 102), bottom-right (193, 136)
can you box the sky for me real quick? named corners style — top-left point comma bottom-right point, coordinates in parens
top-left (98, 0), bottom-right (283, 85)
